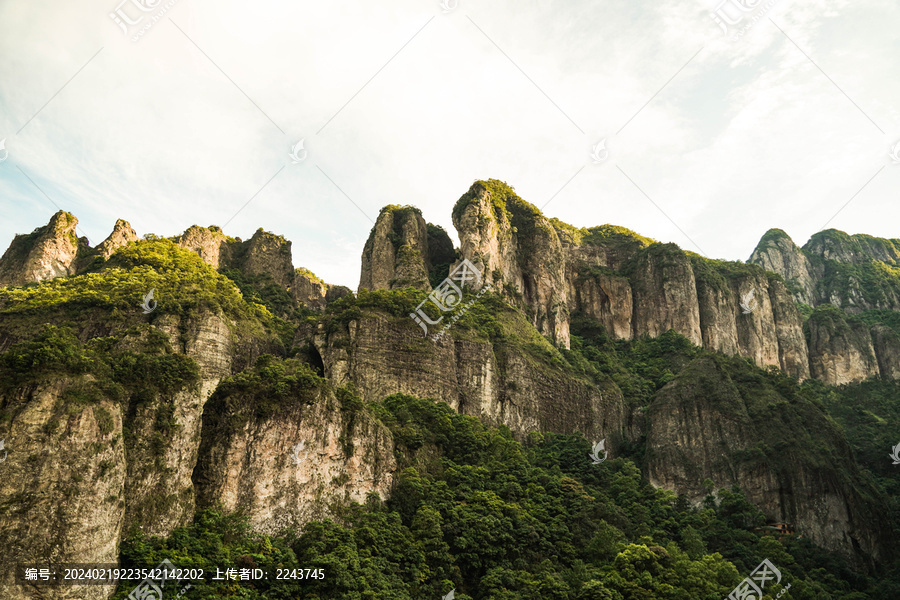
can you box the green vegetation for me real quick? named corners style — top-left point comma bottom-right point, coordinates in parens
top-left (0, 325), bottom-right (199, 401)
top-left (1, 240), bottom-right (248, 319)
top-left (552, 222), bottom-right (655, 251)
top-left (817, 260), bottom-right (900, 310)
top-left (208, 354), bottom-right (323, 427)
top-left (116, 393), bottom-right (899, 599)
top-left (689, 254), bottom-right (768, 295)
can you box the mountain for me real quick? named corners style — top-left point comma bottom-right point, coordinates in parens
top-left (0, 181), bottom-right (898, 599)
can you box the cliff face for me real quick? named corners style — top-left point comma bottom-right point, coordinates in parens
top-left (452, 181), bottom-right (571, 347)
top-left (629, 245), bottom-right (702, 346)
top-left (748, 228), bottom-right (818, 305)
top-left (358, 205), bottom-right (456, 293)
top-left (0, 211), bottom-right (90, 288)
top-left (645, 355), bottom-right (890, 563)
top-left (805, 307), bottom-right (881, 385)
top-left (311, 305), bottom-right (625, 444)
top-left (750, 229), bottom-right (900, 384)
top-left (193, 363), bottom-right (396, 535)
top-left (443, 181), bottom-right (810, 379)
top-left (0, 378), bottom-right (124, 600)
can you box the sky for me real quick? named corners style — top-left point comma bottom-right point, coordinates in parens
top-left (1, 0), bottom-right (898, 289)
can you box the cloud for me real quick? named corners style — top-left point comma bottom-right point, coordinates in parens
top-left (0, 0), bottom-right (897, 287)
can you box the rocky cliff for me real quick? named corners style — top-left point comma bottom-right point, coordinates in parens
top-left (358, 205), bottom-right (456, 292)
top-left (310, 295), bottom-right (625, 443)
top-left (750, 228), bottom-right (900, 384)
top-left (0, 211), bottom-right (91, 288)
top-left (193, 357), bottom-right (396, 535)
top-left (0, 181), bottom-right (898, 598)
top-left (441, 181), bottom-right (811, 379)
top-left (644, 354), bottom-right (890, 563)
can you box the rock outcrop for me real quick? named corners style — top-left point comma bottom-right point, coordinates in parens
top-left (311, 305), bottom-right (625, 444)
top-left (359, 206), bottom-right (437, 292)
top-left (645, 355), bottom-right (890, 563)
top-left (95, 219), bottom-right (139, 259)
top-left (748, 229), bottom-right (818, 305)
top-left (193, 363), bottom-right (396, 535)
top-left (444, 181), bottom-right (809, 379)
top-left (452, 180), bottom-right (571, 347)
top-left (292, 268), bottom-right (327, 310)
top-left (750, 228), bottom-right (900, 383)
top-left (806, 306), bottom-right (881, 385)
top-left (0, 378), bottom-right (124, 600)
top-left (175, 225), bottom-right (232, 269)
top-left (0, 211), bottom-right (89, 287)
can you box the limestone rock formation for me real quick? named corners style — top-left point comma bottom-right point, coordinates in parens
top-left (629, 244), bottom-right (702, 346)
top-left (0, 211), bottom-right (89, 287)
top-left (749, 229), bottom-right (818, 305)
top-left (645, 355), bottom-right (890, 562)
top-left (311, 305), bottom-right (624, 443)
top-left (95, 219), bottom-right (138, 259)
top-left (193, 369), bottom-right (396, 535)
top-left (292, 268), bottom-right (327, 310)
top-left (448, 181), bottom-right (809, 379)
top-left (570, 267), bottom-right (633, 340)
top-left (235, 229), bottom-right (295, 289)
top-left (0, 378), bottom-right (124, 600)
top-left (359, 206), bottom-right (433, 292)
top-left (806, 306), bottom-right (880, 385)
top-left (175, 225), bottom-right (232, 269)
top-left (452, 180), bottom-right (571, 347)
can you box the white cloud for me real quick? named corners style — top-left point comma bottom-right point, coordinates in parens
top-left (0, 0), bottom-right (897, 288)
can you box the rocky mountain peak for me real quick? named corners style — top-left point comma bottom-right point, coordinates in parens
top-left (95, 218), bottom-right (138, 259)
top-left (238, 228), bottom-right (295, 289)
top-left (453, 179), bottom-right (571, 346)
top-left (804, 229), bottom-right (900, 266)
top-left (0, 210), bottom-right (88, 288)
top-left (358, 205), bottom-right (455, 293)
top-left (748, 228), bottom-right (817, 305)
top-left (175, 225), bottom-right (232, 269)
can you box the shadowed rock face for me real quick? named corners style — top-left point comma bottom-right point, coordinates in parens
top-left (644, 355), bottom-right (890, 564)
top-left (359, 206), bottom-right (440, 292)
top-left (0, 211), bottom-right (89, 288)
